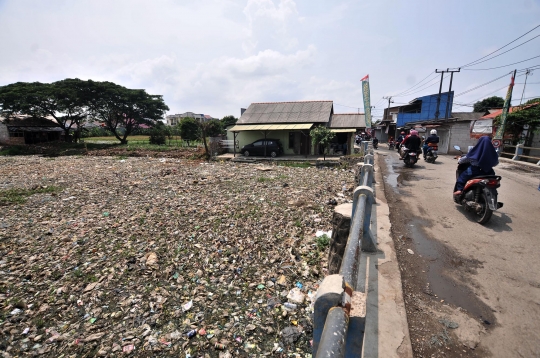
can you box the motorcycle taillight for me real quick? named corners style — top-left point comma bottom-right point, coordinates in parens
top-left (482, 179), bottom-right (499, 187)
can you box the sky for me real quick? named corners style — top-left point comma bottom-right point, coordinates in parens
top-left (0, 0), bottom-right (539, 120)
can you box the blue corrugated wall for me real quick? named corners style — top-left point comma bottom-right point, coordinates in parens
top-left (397, 91), bottom-right (454, 126)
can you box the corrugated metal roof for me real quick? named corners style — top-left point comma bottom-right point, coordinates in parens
top-left (237, 101), bottom-right (333, 124)
top-left (329, 113), bottom-right (366, 128)
top-left (228, 123), bottom-right (314, 131)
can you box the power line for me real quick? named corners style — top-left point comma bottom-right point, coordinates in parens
top-left (460, 24), bottom-right (540, 68)
top-left (391, 72), bottom-right (438, 97)
top-left (394, 74), bottom-right (451, 98)
top-left (462, 55), bottom-right (540, 71)
top-left (462, 33), bottom-right (540, 69)
top-left (454, 72), bottom-right (514, 97)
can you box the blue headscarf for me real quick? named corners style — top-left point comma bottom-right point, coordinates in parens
top-left (467, 136), bottom-right (499, 172)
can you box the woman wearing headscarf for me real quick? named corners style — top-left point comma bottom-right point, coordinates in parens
top-left (453, 136), bottom-right (499, 195)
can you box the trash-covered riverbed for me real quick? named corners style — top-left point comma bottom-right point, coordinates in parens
top-left (0, 156), bottom-right (355, 357)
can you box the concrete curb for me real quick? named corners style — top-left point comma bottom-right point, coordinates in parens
top-left (361, 152), bottom-right (413, 358)
top-left (499, 157), bottom-right (540, 169)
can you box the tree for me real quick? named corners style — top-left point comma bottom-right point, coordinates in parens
top-left (498, 98), bottom-right (540, 145)
top-left (199, 119), bottom-right (223, 159)
top-left (473, 96), bottom-right (505, 113)
top-left (221, 115), bottom-right (238, 128)
top-left (86, 81), bottom-right (169, 144)
top-left (178, 117), bottom-right (200, 146)
top-left (0, 79), bottom-right (90, 142)
top-left (310, 126), bottom-right (335, 160)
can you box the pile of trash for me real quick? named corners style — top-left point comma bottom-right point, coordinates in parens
top-left (0, 156), bottom-right (355, 357)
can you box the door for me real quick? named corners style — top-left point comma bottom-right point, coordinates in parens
top-left (438, 129), bottom-right (449, 154)
top-left (300, 132), bottom-right (309, 155)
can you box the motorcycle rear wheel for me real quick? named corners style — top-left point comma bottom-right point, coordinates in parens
top-left (476, 192), bottom-right (493, 224)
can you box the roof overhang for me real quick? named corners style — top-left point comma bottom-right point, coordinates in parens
top-left (228, 123), bottom-right (313, 131)
top-left (330, 128), bottom-right (356, 133)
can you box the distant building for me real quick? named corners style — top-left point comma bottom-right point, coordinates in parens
top-left (0, 115), bottom-right (63, 145)
top-left (166, 112), bottom-right (214, 126)
top-left (227, 100), bottom-right (365, 156)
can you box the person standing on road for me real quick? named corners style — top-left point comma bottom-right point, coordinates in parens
top-left (453, 136), bottom-right (499, 195)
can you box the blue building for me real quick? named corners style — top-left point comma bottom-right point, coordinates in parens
top-left (397, 91), bottom-right (454, 127)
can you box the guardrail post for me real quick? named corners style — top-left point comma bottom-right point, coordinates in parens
top-left (512, 143), bottom-right (523, 161)
top-left (364, 154), bottom-right (374, 166)
top-left (313, 275), bottom-right (345, 356)
top-left (352, 186), bottom-right (377, 252)
top-left (359, 164), bottom-right (374, 187)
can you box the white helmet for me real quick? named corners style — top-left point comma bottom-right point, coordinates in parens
top-left (430, 129), bottom-right (437, 135)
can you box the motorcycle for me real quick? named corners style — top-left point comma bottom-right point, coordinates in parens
top-left (401, 147), bottom-right (418, 167)
top-left (453, 145), bottom-right (503, 224)
top-left (425, 144), bottom-right (438, 163)
top-left (388, 140), bottom-right (395, 150)
top-left (373, 141), bottom-right (379, 149)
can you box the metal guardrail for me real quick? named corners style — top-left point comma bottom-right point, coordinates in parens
top-left (510, 143), bottom-right (540, 165)
top-left (314, 141), bottom-right (377, 358)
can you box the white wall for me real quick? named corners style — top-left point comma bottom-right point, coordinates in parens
top-left (447, 122), bottom-right (478, 154)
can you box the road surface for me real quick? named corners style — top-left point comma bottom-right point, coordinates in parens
top-left (377, 145), bottom-right (540, 357)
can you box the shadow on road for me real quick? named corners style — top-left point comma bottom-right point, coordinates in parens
top-left (454, 206), bottom-right (513, 232)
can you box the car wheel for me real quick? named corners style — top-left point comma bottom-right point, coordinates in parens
top-left (244, 150), bottom-right (249, 157)
top-left (270, 151), bottom-right (277, 158)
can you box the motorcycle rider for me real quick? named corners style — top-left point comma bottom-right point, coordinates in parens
top-left (396, 131), bottom-right (406, 151)
top-left (400, 130), bottom-right (422, 159)
top-left (372, 136), bottom-right (379, 148)
top-left (453, 136), bottom-right (499, 196)
top-left (423, 129), bottom-right (440, 160)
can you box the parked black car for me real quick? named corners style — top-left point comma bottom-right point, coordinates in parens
top-left (241, 139), bottom-right (284, 157)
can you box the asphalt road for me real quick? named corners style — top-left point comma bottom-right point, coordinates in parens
top-left (378, 145), bottom-right (540, 357)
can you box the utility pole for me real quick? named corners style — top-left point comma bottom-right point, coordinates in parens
top-left (519, 69), bottom-right (532, 106)
top-left (434, 68), bottom-right (460, 120)
top-left (383, 96), bottom-right (393, 120)
top-left (444, 68), bottom-right (460, 119)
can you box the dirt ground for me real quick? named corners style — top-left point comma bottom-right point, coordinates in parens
top-left (0, 154), bottom-right (357, 357)
top-left (378, 154), bottom-right (493, 358)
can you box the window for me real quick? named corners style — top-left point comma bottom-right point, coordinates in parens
top-left (253, 141), bottom-right (263, 146)
top-left (267, 141), bottom-right (274, 145)
top-left (9, 132), bottom-right (23, 138)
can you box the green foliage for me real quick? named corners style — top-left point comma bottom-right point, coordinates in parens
top-left (310, 126), bottom-right (335, 160)
top-left (204, 119), bottom-right (224, 137)
top-left (0, 79), bottom-right (169, 145)
top-left (148, 128), bottom-right (166, 145)
top-left (86, 81), bottom-right (169, 144)
top-left (178, 117), bottom-right (200, 143)
top-left (499, 98), bottom-right (540, 144)
top-left (315, 234), bottom-right (330, 250)
top-left (0, 186), bottom-right (61, 206)
top-left (221, 115), bottom-right (238, 128)
top-left (473, 96), bottom-right (505, 113)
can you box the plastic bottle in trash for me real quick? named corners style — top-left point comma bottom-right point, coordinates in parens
top-left (283, 302), bottom-right (297, 311)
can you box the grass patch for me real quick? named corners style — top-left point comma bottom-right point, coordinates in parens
top-left (0, 186), bottom-right (61, 206)
top-left (257, 177), bottom-right (272, 182)
top-left (315, 234), bottom-right (331, 250)
top-left (278, 162), bottom-right (312, 168)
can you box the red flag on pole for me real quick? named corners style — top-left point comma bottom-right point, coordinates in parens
top-left (360, 74), bottom-right (369, 81)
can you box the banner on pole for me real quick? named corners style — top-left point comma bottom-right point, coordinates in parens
top-left (493, 71), bottom-right (516, 143)
top-left (361, 75), bottom-right (372, 128)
